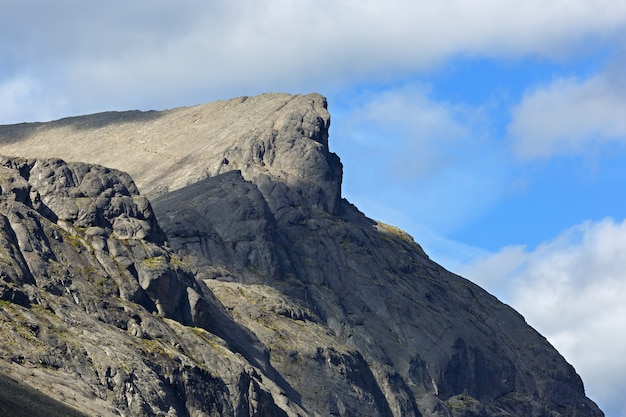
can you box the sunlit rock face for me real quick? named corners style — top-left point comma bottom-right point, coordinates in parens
top-left (0, 93), bottom-right (603, 416)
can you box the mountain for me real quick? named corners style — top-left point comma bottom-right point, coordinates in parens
top-left (0, 93), bottom-right (603, 416)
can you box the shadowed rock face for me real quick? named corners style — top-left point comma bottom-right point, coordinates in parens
top-left (0, 93), bottom-right (604, 417)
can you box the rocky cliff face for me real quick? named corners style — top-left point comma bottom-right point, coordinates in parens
top-left (0, 93), bottom-right (603, 416)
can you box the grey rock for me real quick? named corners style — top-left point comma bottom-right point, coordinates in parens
top-left (0, 157), bottom-right (300, 417)
top-left (152, 170), bottom-right (289, 283)
top-left (0, 370), bottom-right (88, 417)
top-left (153, 170), bottom-right (601, 417)
top-left (0, 93), bottom-right (604, 417)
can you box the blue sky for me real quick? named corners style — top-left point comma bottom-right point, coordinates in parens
top-left (2, 1), bottom-right (626, 415)
top-left (330, 50), bottom-right (626, 251)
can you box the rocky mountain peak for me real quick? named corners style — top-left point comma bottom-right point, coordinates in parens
top-left (0, 93), bottom-right (343, 215)
top-left (0, 93), bottom-right (603, 417)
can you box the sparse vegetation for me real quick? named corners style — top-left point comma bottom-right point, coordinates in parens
top-left (375, 221), bottom-right (415, 243)
top-left (142, 255), bottom-right (168, 268)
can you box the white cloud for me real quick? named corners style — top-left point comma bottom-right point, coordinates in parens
top-left (509, 65), bottom-right (626, 159)
top-left (458, 218), bottom-right (626, 417)
top-left (456, 244), bottom-right (527, 299)
top-left (2, 0), bottom-right (626, 121)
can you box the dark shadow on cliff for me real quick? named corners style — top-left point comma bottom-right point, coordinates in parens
top-left (0, 371), bottom-right (88, 417)
top-left (0, 109), bottom-right (165, 144)
top-left (195, 278), bottom-right (305, 410)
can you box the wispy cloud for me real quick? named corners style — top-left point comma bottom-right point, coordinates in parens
top-left (458, 218), bottom-right (626, 417)
top-left (0, 77), bottom-right (34, 119)
top-left (341, 84), bottom-right (479, 179)
top-left (0, 76), bottom-right (64, 123)
top-left (331, 84), bottom-right (506, 235)
top-left (509, 56), bottom-right (626, 159)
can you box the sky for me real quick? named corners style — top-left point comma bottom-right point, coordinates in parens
top-left (1, 1), bottom-right (625, 415)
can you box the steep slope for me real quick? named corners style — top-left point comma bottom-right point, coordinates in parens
top-left (151, 169), bottom-right (599, 417)
top-left (0, 93), bottom-right (603, 416)
top-left (0, 157), bottom-right (305, 416)
top-left (0, 370), bottom-right (88, 417)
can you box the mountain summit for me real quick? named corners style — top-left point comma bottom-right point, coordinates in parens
top-left (0, 93), bottom-right (602, 416)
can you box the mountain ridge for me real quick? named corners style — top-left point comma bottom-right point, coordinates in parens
top-left (0, 93), bottom-right (603, 416)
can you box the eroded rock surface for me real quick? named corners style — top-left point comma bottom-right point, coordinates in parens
top-left (0, 157), bottom-right (304, 417)
top-left (0, 93), bottom-right (604, 417)
top-left (152, 167), bottom-right (601, 417)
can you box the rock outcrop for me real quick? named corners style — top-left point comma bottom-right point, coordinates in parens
top-left (0, 156), bottom-right (305, 416)
top-left (0, 93), bottom-right (603, 416)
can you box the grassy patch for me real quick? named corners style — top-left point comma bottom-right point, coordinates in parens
top-left (375, 221), bottom-right (414, 243)
top-left (141, 255), bottom-right (168, 268)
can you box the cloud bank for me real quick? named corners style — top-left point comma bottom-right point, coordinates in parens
top-left (2, 0), bottom-right (626, 122)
